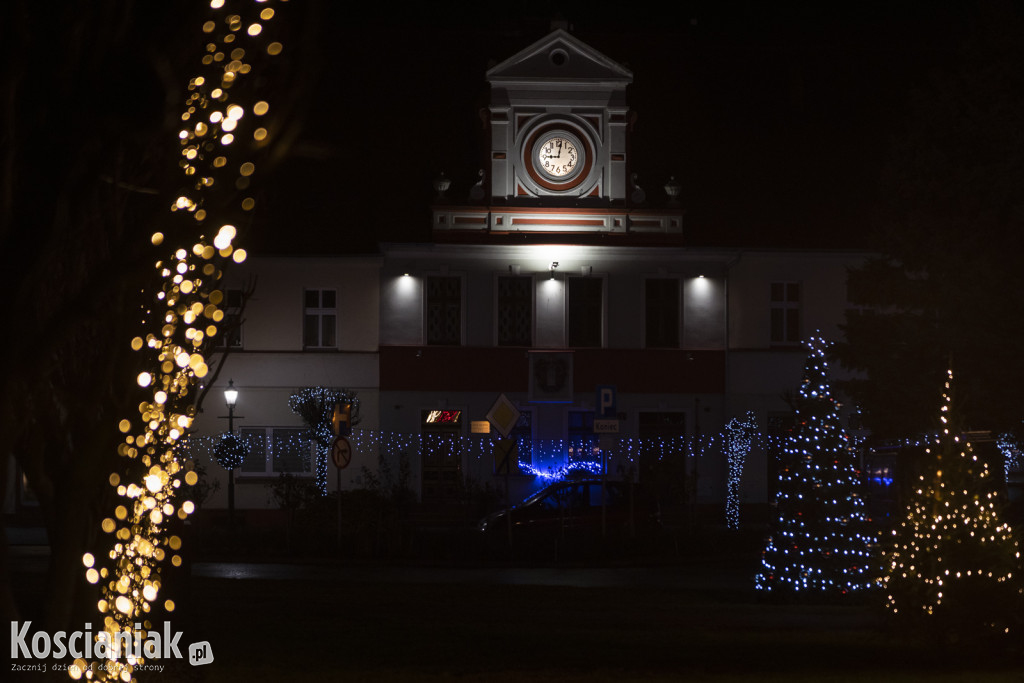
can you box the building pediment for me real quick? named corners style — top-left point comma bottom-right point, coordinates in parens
top-left (486, 29), bottom-right (632, 86)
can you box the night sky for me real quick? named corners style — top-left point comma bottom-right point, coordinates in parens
top-left (229, 1), bottom-right (979, 254)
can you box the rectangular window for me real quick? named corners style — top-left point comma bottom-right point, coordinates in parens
top-left (863, 453), bottom-right (898, 523)
top-left (510, 410), bottom-right (534, 468)
top-left (426, 276), bottom-right (462, 345)
top-left (846, 279), bottom-right (870, 319)
top-left (645, 278), bottom-right (680, 348)
top-left (497, 276), bottom-right (533, 346)
top-left (770, 282), bottom-right (801, 344)
top-left (239, 427), bottom-right (312, 475)
top-left (567, 410), bottom-right (598, 465)
top-left (303, 289), bottom-right (336, 349)
top-left (637, 411), bottom-right (686, 485)
top-left (638, 411), bottom-right (686, 436)
top-left (567, 276), bottom-right (603, 348)
top-left (216, 288), bottom-right (244, 349)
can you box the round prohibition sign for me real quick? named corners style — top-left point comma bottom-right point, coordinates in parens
top-left (331, 436), bottom-right (352, 469)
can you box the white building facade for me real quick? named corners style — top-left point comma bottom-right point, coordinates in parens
top-left (377, 244), bottom-right (866, 512)
top-left (184, 29), bottom-right (869, 522)
top-left (189, 256), bottom-right (382, 511)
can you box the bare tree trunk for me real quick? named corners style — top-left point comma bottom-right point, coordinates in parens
top-left (0, 521), bottom-right (17, 622)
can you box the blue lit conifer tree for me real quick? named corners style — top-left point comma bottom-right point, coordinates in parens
top-left (755, 335), bottom-right (877, 597)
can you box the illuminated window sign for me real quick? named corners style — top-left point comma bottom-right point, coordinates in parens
top-left (868, 464), bottom-right (894, 487)
top-left (425, 410), bottom-right (462, 425)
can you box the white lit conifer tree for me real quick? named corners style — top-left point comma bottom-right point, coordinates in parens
top-left (883, 368), bottom-right (1023, 641)
top-left (289, 387), bottom-right (360, 494)
top-left (725, 411), bottom-right (757, 530)
top-left (755, 335), bottom-right (877, 597)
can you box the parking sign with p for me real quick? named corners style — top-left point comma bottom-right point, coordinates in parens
top-left (596, 385), bottom-right (616, 418)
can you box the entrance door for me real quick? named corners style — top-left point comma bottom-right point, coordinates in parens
top-left (638, 411), bottom-right (688, 523)
top-left (421, 409), bottom-right (462, 501)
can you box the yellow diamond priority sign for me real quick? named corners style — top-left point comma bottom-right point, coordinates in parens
top-left (486, 393), bottom-right (520, 438)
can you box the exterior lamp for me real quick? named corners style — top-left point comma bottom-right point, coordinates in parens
top-left (224, 379), bottom-right (238, 409)
top-left (219, 379), bottom-right (242, 529)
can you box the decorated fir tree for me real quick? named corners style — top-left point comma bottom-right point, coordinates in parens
top-left (725, 411), bottom-right (757, 530)
top-left (288, 386), bottom-right (360, 494)
top-left (883, 369), bottom-right (1023, 641)
top-left (755, 335), bottom-right (877, 597)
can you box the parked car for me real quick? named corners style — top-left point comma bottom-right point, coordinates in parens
top-left (477, 476), bottom-right (661, 552)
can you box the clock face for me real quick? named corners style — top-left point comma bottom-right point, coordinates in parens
top-left (537, 135), bottom-right (579, 178)
top-left (523, 125), bottom-right (591, 192)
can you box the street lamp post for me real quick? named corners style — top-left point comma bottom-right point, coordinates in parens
top-left (224, 379), bottom-right (239, 528)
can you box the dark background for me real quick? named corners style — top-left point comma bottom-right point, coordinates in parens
top-left (248, 0), bottom-right (977, 254)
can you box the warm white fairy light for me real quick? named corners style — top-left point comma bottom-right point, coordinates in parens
top-left (883, 369), bottom-right (1023, 635)
top-left (75, 2), bottom-right (283, 680)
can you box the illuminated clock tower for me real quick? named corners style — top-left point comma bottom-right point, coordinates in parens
top-left (488, 28), bottom-right (631, 203)
top-left (433, 29), bottom-right (683, 236)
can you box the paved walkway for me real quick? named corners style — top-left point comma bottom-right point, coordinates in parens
top-left (191, 560), bottom-right (753, 591)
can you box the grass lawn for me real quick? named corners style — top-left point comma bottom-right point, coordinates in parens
top-left (178, 571), bottom-right (1022, 683)
top-left (10, 524), bottom-right (1021, 681)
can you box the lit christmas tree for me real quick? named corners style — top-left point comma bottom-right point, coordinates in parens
top-left (725, 411), bottom-right (757, 530)
top-left (755, 335), bottom-right (878, 597)
top-left (883, 368), bottom-right (1023, 642)
top-left (289, 386), bottom-right (360, 494)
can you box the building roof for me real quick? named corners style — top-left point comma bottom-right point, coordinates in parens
top-left (486, 28), bottom-right (633, 86)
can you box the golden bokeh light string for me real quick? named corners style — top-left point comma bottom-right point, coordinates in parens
top-left (883, 368), bottom-right (1023, 636)
top-left (74, 2), bottom-right (285, 680)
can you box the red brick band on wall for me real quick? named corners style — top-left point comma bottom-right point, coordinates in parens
top-left (380, 346), bottom-right (725, 394)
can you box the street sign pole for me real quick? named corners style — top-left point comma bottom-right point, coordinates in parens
top-left (506, 465), bottom-right (512, 551)
top-left (595, 387), bottom-right (616, 543)
top-left (487, 394), bottom-right (521, 556)
top-left (330, 430), bottom-right (352, 552)
top-left (493, 438), bottom-right (516, 551)
top-left (601, 435), bottom-right (609, 539)
top-left (337, 464), bottom-right (342, 549)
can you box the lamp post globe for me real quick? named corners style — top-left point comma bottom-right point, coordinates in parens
top-left (224, 379), bottom-right (238, 413)
top-left (223, 379), bottom-right (239, 529)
